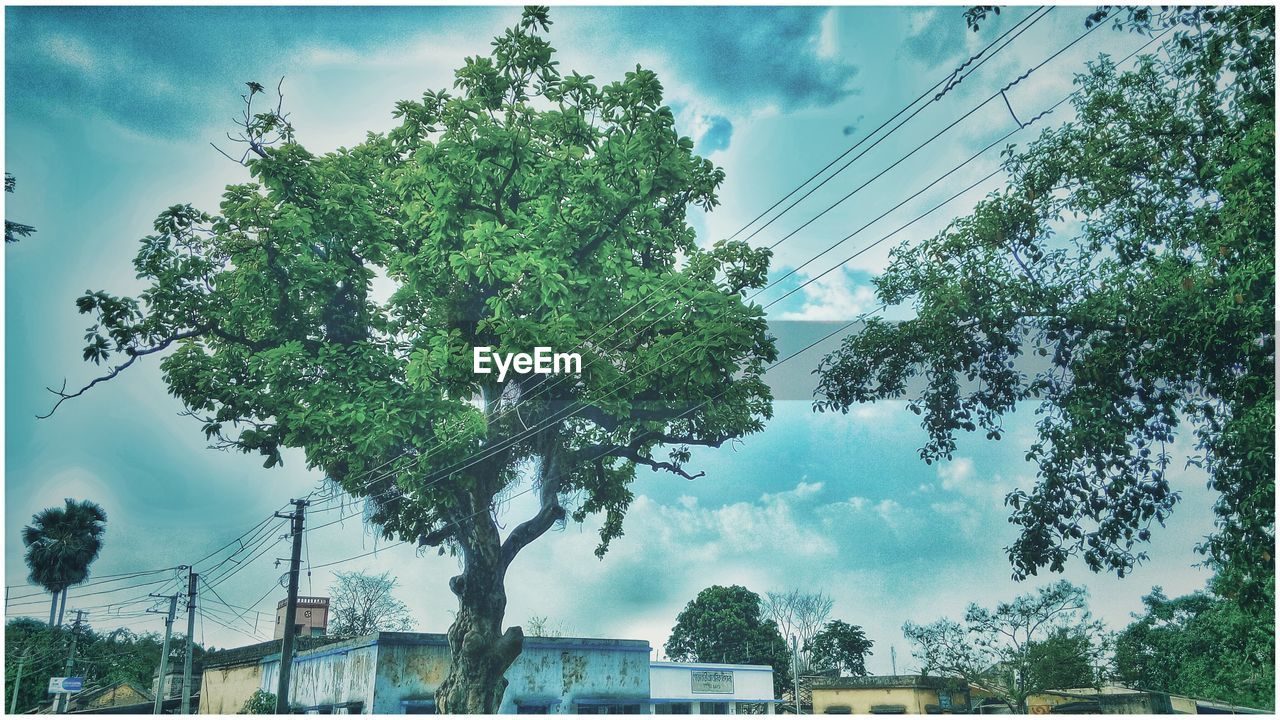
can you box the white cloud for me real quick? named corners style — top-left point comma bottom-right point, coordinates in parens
top-left (777, 270), bottom-right (877, 321)
top-left (816, 9), bottom-right (840, 60)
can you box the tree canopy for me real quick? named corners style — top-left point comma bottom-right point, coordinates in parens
top-left (814, 7), bottom-right (1274, 609)
top-left (904, 580), bottom-right (1104, 712)
top-left (665, 585), bottom-right (793, 697)
top-left (4, 617), bottom-right (205, 714)
top-left (1113, 582), bottom-right (1275, 710)
top-left (48, 7), bottom-right (775, 712)
top-left (806, 619), bottom-right (874, 677)
top-left (22, 498), bottom-right (108, 626)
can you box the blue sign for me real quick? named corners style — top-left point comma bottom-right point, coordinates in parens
top-left (48, 677), bottom-right (83, 693)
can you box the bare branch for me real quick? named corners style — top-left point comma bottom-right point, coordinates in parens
top-left (39, 329), bottom-right (203, 419)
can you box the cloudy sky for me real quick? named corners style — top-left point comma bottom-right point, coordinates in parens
top-left (5, 5), bottom-right (1218, 671)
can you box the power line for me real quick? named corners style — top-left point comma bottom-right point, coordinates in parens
top-left (284, 10), bottom-right (1060, 513)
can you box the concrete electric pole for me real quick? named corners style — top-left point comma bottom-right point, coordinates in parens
top-left (274, 498), bottom-right (309, 714)
top-left (150, 594), bottom-right (178, 715)
top-left (181, 571), bottom-right (198, 714)
top-left (57, 610), bottom-right (87, 714)
top-left (9, 647), bottom-right (27, 714)
top-left (791, 635), bottom-right (802, 715)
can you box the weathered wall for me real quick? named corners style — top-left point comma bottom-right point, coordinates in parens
top-left (502, 637), bottom-right (651, 713)
top-left (260, 636), bottom-right (378, 712)
top-left (811, 686), bottom-right (938, 714)
top-left (256, 632), bottom-right (651, 714)
top-left (199, 663), bottom-right (263, 715)
top-left (369, 635), bottom-right (451, 713)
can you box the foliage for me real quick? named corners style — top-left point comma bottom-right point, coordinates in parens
top-left (1112, 581), bottom-right (1274, 710)
top-left (903, 581), bottom-right (1104, 712)
top-left (240, 689), bottom-right (278, 714)
top-left (50, 6), bottom-right (774, 711)
top-left (4, 617), bottom-right (205, 714)
top-left (1024, 627), bottom-right (1099, 691)
top-left (806, 619), bottom-right (874, 677)
top-left (803, 620), bottom-right (875, 676)
top-left (5, 172), bottom-right (36, 243)
top-left (665, 585), bottom-right (793, 697)
top-left (761, 589), bottom-right (833, 674)
top-left (22, 499), bottom-right (108, 623)
top-left (328, 571), bottom-right (415, 637)
top-left (815, 7), bottom-right (1275, 609)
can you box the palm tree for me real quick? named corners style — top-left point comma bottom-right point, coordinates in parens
top-left (22, 499), bottom-right (107, 627)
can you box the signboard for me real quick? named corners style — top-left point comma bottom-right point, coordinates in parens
top-left (938, 692), bottom-right (952, 710)
top-left (48, 677), bottom-right (83, 694)
top-left (691, 670), bottom-right (734, 694)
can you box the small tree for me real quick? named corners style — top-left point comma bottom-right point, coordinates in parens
top-left (328, 571), bottom-right (415, 637)
top-left (524, 615), bottom-right (571, 638)
top-left (807, 620), bottom-right (873, 677)
top-left (903, 581), bottom-right (1104, 712)
top-left (240, 690), bottom-right (277, 714)
top-left (666, 585), bottom-right (792, 697)
top-left (761, 589), bottom-right (833, 674)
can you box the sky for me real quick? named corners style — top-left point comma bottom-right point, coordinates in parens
top-left (4, 5), bottom-right (1220, 673)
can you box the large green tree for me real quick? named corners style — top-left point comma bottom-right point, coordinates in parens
top-left (903, 581), bottom-right (1105, 712)
top-left (1113, 582), bottom-right (1275, 710)
top-left (665, 585), bottom-right (793, 698)
top-left (815, 8), bottom-right (1274, 608)
top-left (21, 499), bottom-right (108, 627)
top-left (46, 8), bottom-right (774, 712)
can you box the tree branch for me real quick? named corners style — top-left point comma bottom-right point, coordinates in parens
top-left (39, 329), bottom-right (204, 419)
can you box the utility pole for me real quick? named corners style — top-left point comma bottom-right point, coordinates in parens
top-left (890, 646), bottom-right (897, 676)
top-left (9, 647), bottom-right (28, 714)
top-left (181, 571), bottom-right (198, 714)
top-left (150, 594), bottom-right (179, 715)
top-left (57, 610), bottom-right (87, 714)
top-left (791, 635), bottom-right (802, 715)
top-left (274, 498), bottom-right (308, 714)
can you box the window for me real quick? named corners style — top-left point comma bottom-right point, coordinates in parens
top-left (516, 705), bottom-right (551, 714)
top-left (655, 703), bottom-right (692, 715)
top-left (402, 700), bottom-right (437, 715)
top-left (737, 702), bottom-right (768, 715)
top-left (700, 702), bottom-right (730, 714)
top-left (577, 703), bottom-right (643, 714)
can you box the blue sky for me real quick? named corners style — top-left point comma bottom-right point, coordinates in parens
top-left (5, 6), bottom-right (1218, 668)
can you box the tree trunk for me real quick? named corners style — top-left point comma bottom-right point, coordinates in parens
top-left (56, 588), bottom-right (67, 628)
top-left (435, 515), bottom-right (523, 714)
top-left (48, 592), bottom-right (58, 627)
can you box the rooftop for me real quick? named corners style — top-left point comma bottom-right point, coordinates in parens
top-left (811, 675), bottom-right (961, 691)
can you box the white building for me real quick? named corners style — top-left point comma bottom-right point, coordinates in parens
top-left (649, 661), bottom-right (778, 714)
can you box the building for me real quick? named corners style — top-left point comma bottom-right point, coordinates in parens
top-left (57, 682), bottom-right (152, 713)
top-left (202, 632), bottom-right (652, 714)
top-left (199, 636), bottom-right (341, 714)
top-left (1019, 686), bottom-right (1272, 715)
top-left (275, 596), bottom-right (331, 639)
top-left (649, 661), bottom-right (778, 714)
top-left (810, 675), bottom-right (970, 714)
